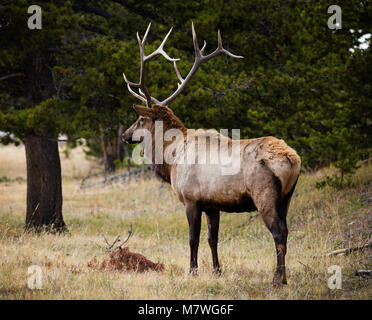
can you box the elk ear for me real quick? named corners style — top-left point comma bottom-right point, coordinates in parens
top-left (132, 104), bottom-right (154, 118)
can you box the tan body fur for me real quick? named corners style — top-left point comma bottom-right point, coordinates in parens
top-left (171, 132), bottom-right (300, 211)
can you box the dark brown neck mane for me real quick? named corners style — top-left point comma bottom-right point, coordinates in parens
top-left (151, 106), bottom-right (187, 183)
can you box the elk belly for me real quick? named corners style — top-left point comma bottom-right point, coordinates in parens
top-left (171, 162), bottom-right (252, 212)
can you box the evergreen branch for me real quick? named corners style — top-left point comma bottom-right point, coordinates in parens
top-left (0, 73), bottom-right (23, 81)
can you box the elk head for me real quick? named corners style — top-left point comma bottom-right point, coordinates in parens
top-left (122, 104), bottom-right (155, 144)
top-left (121, 22), bottom-right (243, 144)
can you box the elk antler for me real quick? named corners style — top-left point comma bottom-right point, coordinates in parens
top-left (123, 22), bottom-right (243, 107)
top-left (122, 23), bottom-right (179, 107)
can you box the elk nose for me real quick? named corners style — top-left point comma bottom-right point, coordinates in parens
top-left (121, 131), bottom-right (133, 144)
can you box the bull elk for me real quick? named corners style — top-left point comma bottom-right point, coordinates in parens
top-left (122, 23), bottom-right (301, 286)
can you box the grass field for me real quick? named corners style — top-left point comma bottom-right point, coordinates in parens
top-left (0, 144), bottom-right (371, 299)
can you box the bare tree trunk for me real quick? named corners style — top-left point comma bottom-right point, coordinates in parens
top-left (100, 126), bottom-right (124, 173)
top-left (24, 135), bottom-right (67, 233)
top-left (117, 125), bottom-right (124, 162)
top-left (101, 135), bottom-right (116, 173)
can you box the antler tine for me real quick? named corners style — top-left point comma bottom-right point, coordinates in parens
top-left (142, 22), bottom-right (151, 45)
top-left (123, 73), bottom-right (154, 108)
top-left (145, 27), bottom-right (179, 62)
top-left (122, 72), bottom-right (140, 89)
top-left (160, 23), bottom-right (243, 106)
top-left (191, 23), bottom-right (206, 56)
top-left (139, 88), bottom-right (162, 105)
top-left (200, 40), bottom-right (207, 54)
top-left (191, 22), bottom-right (202, 58)
top-left (217, 29), bottom-right (223, 49)
top-left (123, 77), bottom-right (147, 103)
top-left (217, 29), bottom-right (244, 59)
top-left (173, 61), bottom-right (184, 84)
top-left (201, 28), bottom-right (244, 61)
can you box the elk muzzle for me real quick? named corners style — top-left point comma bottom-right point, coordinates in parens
top-left (122, 129), bottom-right (135, 144)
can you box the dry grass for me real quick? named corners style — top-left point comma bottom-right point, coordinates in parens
top-left (0, 144), bottom-right (371, 300)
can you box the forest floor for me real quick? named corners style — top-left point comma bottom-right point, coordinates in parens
top-left (0, 144), bottom-right (371, 299)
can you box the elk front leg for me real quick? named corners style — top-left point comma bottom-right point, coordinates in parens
top-left (205, 210), bottom-right (221, 275)
top-left (185, 202), bottom-right (202, 275)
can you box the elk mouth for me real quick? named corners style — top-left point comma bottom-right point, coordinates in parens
top-left (122, 132), bottom-right (143, 144)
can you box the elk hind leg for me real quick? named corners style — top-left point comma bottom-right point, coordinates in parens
top-left (270, 176), bottom-right (298, 285)
top-left (260, 206), bottom-right (288, 286)
top-left (255, 175), bottom-right (288, 286)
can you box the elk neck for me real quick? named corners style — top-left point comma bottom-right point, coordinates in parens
top-left (151, 110), bottom-right (187, 184)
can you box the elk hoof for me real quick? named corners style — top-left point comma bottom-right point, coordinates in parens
top-left (272, 273), bottom-right (287, 287)
top-left (213, 267), bottom-right (222, 277)
top-left (189, 267), bottom-right (199, 276)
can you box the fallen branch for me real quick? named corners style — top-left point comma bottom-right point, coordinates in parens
top-left (103, 235), bottom-right (121, 252)
top-left (298, 261), bottom-right (323, 281)
top-left (102, 225), bottom-right (133, 252)
top-left (298, 260), bottom-right (315, 272)
top-left (312, 242), bottom-right (372, 258)
top-left (80, 169), bottom-right (105, 188)
top-left (355, 270), bottom-right (372, 279)
top-left (236, 214), bottom-right (259, 229)
top-left (80, 165), bottom-right (152, 189)
top-left (117, 224), bottom-right (133, 249)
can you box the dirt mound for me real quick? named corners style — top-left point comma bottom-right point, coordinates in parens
top-left (99, 247), bottom-right (164, 272)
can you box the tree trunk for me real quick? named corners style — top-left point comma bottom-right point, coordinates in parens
top-left (100, 125), bottom-right (125, 173)
top-left (24, 135), bottom-right (67, 233)
top-left (101, 135), bottom-right (116, 173)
